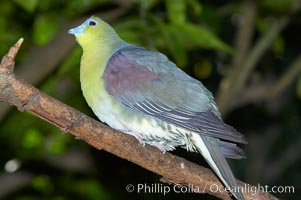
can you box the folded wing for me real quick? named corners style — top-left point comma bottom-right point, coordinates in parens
top-left (103, 46), bottom-right (247, 148)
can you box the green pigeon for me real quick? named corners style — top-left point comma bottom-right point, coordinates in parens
top-left (69, 16), bottom-right (247, 200)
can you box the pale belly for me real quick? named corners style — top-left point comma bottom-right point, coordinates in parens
top-left (86, 90), bottom-right (190, 151)
top-left (81, 71), bottom-right (193, 152)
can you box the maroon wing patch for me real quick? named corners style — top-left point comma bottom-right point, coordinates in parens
top-left (103, 50), bottom-right (159, 96)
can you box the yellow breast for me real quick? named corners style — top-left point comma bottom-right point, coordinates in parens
top-left (79, 45), bottom-right (122, 126)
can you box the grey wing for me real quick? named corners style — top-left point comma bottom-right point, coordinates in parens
top-left (103, 46), bottom-right (247, 146)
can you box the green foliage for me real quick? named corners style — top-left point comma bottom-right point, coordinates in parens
top-left (46, 133), bottom-right (68, 155)
top-left (32, 175), bottom-right (54, 194)
top-left (186, 0), bottom-right (202, 16)
top-left (165, 0), bottom-right (186, 24)
top-left (74, 180), bottom-right (110, 200)
top-left (138, 0), bottom-right (160, 11)
top-left (33, 14), bottom-right (58, 45)
top-left (13, 0), bottom-right (39, 13)
top-left (169, 22), bottom-right (232, 52)
top-left (154, 20), bottom-right (232, 66)
top-left (114, 18), bottom-right (145, 45)
top-left (261, 0), bottom-right (300, 14)
top-left (0, 2), bottom-right (22, 56)
top-left (22, 128), bottom-right (43, 149)
top-left (64, 0), bottom-right (108, 17)
top-left (115, 0), bottom-right (230, 67)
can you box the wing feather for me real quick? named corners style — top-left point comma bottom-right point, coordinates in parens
top-left (103, 46), bottom-right (247, 144)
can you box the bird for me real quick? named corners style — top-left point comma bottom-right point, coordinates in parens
top-left (69, 16), bottom-right (247, 200)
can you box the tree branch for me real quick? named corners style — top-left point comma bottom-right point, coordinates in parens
top-left (217, 16), bottom-right (288, 116)
top-left (231, 0), bottom-right (257, 78)
top-left (218, 53), bottom-right (301, 111)
top-left (0, 39), bottom-right (278, 200)
top-left (215, 0), bottom-right (301, 116)
top-left (216, 1), bottom-right (301, 116)
top-left (265, 54), bottom-right (301, 99)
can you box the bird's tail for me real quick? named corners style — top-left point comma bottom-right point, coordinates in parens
top-left (192, 134), bottom-right (245, 200)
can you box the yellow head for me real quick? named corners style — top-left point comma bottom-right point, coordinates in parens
top-left (68, 16), bottom-right (122, 48)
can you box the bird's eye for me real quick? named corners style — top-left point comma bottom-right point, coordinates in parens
top-left (89, 20), bottom-right (97, 26)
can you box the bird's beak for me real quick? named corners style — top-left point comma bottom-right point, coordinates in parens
top-left (68, 19), bottom-right (89, 35)
top-left (68, 28), bottom-right (77, 35)
top-left (68, 25), bottom-right (84, 35)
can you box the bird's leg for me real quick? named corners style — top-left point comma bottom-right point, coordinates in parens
top-left (123, 129), bottom-right (167, 153)
top-left (121, 129), bottom-right (146, 146)
top-left (146, 141), bottom-right (167, 154)
top-left (133, 134), bottom-right (145, 147)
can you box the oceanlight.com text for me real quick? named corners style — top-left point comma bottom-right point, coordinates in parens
top-left (125, 183), bottom-right (295, 196)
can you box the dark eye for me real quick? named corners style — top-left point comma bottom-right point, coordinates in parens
top-left (89, 20), bottom-right (97, 26)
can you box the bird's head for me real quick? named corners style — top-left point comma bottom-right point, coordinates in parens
top-left (68, 16), bottom-right (122, 48)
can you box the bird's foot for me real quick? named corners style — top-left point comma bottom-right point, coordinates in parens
top-left (122, 130), bottom-right (145, 146)
top-left (146, 141), bottom-right (167, 154)
top-left (132, 134), bottom-right (145, 146)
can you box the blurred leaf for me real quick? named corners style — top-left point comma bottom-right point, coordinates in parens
top-left (187, 0), bottom-right (202, 16)
top-left (261, 0), bottom-right (299, 14)
top-left (166, 0), bottom-right (186, 24)
top-left (37, 0), bottom-right (50, 11)
top-left (138, 0), bottom-right (160, 11)
top-left (154, 18), bottom-right (188, 66)
top-left (75, 180), bottom-right (110, 200)
top-left (13, 0), bottom-right (39, 13)
top-left (22, 128), bottom-right (43, 149)
top-left (0, 30), bottom-right (22, 56)
top-left (46, 134), bottom-right (68, 155)
top-left (167, 23), bottom-right (232, 53)
top-left (119, 30), bottom-right (142, 45)
top-left (0, 2), bottom-right (22, 56)
top-left (198, 6), bottom-right (221, 33)
top-left (153, 19), bottom-right (231, 66)
top-left (0, 1), bottom-right (15, 17)
top-left (32, 175), bottom-right (53, 194)
top-left (114, 19), bottom-right (144, 45)
top-left (33, 14), bottom-right (58, 45)
top-left (65, 0), bottom-right (107, 17)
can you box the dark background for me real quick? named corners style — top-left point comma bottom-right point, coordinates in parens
top-left (0, 0), bottom-right (300, 199)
